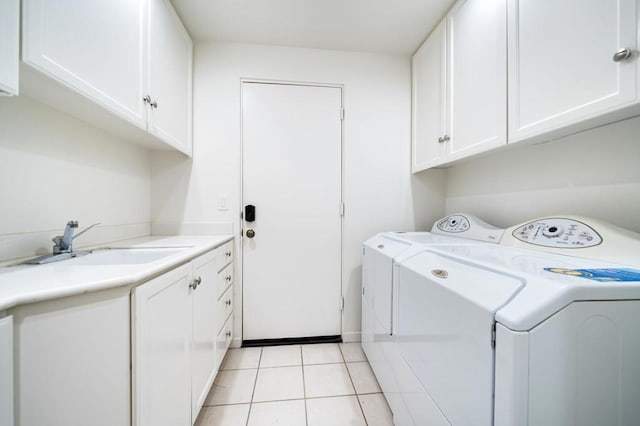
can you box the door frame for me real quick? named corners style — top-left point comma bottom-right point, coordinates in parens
top-left (239, 78), bottom-right (345, 343)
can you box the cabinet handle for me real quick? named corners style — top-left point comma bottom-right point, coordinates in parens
top-left (150, 100), bottom-right (158, 109)
top-left (442, 135), bottom-right (450, 142)
top-left (226, 250), bottom-right (232, 257)
top-left (226, 331), bottom-right (232, 338)
top-left (225, 299), bottom-right (232, 306)
top-left (613, 48), bottom-right (632, 62)
top-left (143, 95), bottom-right (151, 104)
top-left (438, 137), bottom-right (444, 143)
top-left (226, 275), bottom-right (232, 282)
top-left (189, 276), bottom-right (202, 290)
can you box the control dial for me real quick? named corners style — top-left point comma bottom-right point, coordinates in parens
top-left (436, 214), bottom-right (470, 233)
top-left (512, 218), bottom-right (602, 248)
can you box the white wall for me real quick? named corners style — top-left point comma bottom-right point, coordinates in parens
top-left (151, 42), bottom-right (446, 342)
top-left (445, 116), bottom-right (640, 233)
top-left (0, 96), bottom-right (151, 261)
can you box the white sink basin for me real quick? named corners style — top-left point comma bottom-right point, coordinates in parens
top-left (69, 248), bottom-right (187, 265)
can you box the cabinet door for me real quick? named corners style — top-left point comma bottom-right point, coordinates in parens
top-left (191, 251), bottom-right (218, 421)
top-left (134, 264), bottom-right (192, 426)
top-left (446, 0), bottom-right (506, 161)
top-left (14, 288), bottom-right (130, 426)
top-left (148, 0), bottom-right (193, 155)
top-left (22, 0), bottom-right (147, 127)
top-left (0, 0), bottom-right (19, 95)
top-left (0, 316), bottom-right (13, 426)
top-left (412, 20), bottom-right (447, 172)
top-left (508, 0), bottom-right (639, 143)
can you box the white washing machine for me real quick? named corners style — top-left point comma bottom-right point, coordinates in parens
top-left (361, 214), bottom-right (504, 424)
top-left (393, 216), bottom-right (640, 425)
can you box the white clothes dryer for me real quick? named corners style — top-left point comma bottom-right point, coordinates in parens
top-left (392, 216), bottom-right (640, 426)
top-left (361, 214), bottom-right (504, 424)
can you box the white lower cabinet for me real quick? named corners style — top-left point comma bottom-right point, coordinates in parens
top-left (134, 263), bottom-right (193, 426)
top-left (190, 251), bottom-right (219, 419)
top-left (134, 244), bottom-right (234, 426)
top-left (12, 287), bottom-right (131, 426)
top-left (0, 315), bottom-right (13, 426)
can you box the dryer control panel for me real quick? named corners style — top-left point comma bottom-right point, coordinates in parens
top-left (501, 216), bottom-right (640, 266)
top-left (513, 218), bottom-right (602, 248)
top-left (431, 214), bottom-right (504, 243)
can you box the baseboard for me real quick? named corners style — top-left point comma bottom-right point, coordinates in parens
top-left (341, 331), bottom-right (362, 343)
top-left (243, 335), bottom-right (342, 347)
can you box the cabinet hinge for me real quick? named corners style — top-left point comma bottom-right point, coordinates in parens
top-left (340, 107), bottom-right (345, 120)
top-left (339, 202), bottom-right (345, 217)
top-left (491, 323), bottom-right (496, 348)
top-left (240, 229), bottom-right (244, 237)
top-left (340, 296), bottom-right (345, 311)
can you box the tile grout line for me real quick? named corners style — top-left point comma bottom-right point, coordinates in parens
top-left (301, 346), bottom-right (309, 426)
top-left (341, 344), bottom-right (370, 426)
top-left (245, 347), bottom-right (263, 426)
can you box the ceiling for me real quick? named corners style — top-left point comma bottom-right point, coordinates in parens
top-left (171, 0), bottom-right (455, 55)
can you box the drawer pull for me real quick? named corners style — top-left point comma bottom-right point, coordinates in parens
top-left (226, 331), bottom-right (231, 338)
top-left (613, 48), bottom-right (632, 62)
top-left (226, 275), bottom-right (232, 282)
top-left (225, 299), bottom-right (232, 306)
top-left (226, 250), bottom-right (232, 257)
top-left (189, 276), bottom-right (202, 290)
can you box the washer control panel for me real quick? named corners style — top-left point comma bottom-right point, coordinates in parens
top-left (436, 214), bottom-right (470, 233)
top-left (513, 218), bottom-right (602, 248)
top-left (431, 214), bottom-right (504, 243)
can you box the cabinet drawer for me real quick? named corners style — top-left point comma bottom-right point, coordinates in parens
top-left (217, 240), bottom-right (234, 271)
top-left (215, 317), bottom-right (233, 370)
top-left (217, 263), bottom-right (233, 299)
top-left (217, 286), bottom-right (233, 335)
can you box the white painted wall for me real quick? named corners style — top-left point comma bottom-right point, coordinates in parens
top-left (0, 96), bottom-right (151, 261)
top-left (151, 42), bottom-right (446, 343)
top-left (445, 116), bottom-right (640, 233)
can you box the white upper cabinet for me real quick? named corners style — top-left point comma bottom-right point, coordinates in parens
top-left (508, 0), bottom-right (640, 143)
top-left (21, 0), bottom-right (193, 154)
top-left (0, 0), bottom-right (20, 95)
top-left (148, 0), bottom-right (193, 155)
top-left (22, 0), bottom-right (147, 127)
top-left (446, 0), bottom-right (506, 161)
top-left (412, 0), bottom-right (507, 172)
top-left (412, 20), bottom-right (447, 172)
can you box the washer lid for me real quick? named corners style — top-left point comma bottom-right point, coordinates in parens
top-left (400, 250), bottom-right (524, 313)
top-left (426, 244), bottom-right (640, 331)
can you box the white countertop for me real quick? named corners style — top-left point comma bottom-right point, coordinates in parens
top-left (0, 235), bottom-right (233, 311)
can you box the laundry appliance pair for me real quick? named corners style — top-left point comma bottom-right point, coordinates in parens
top-left (362, 214), bottom-right (640, 426)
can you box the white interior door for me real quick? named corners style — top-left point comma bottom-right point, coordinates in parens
top-left (242, 82), bottom-right (342, 341)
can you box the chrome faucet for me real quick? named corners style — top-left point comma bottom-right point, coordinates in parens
top-left (26, 220), bottom-right (100, 264)
top-left (52, 220), bottom-right (100, 254)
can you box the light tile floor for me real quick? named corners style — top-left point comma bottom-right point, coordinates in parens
top-left (195, 342), bottom-right (394, 426)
